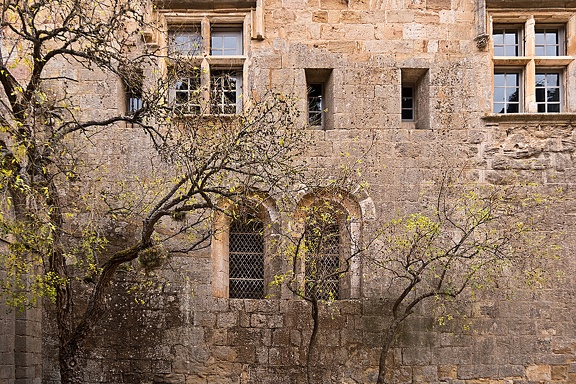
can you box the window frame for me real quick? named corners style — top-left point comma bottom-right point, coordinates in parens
top-left (401, 85), bottom-right (415, 122)
top-left (211, 197), bottom-right (280, 300)
top-left (535, 26), bottom-right (565, 57)
top-left (210, 27), bottom-right (243, 56)
top-left (170, 71), bottom-right (202, 114)
top-left (535, 69), bottom-right (563, 113)
top-left (492, 25), bottom-right (523, 57)
top-left (493, 69), bottom-right (522, 114)
top-left (166, 15), bottom-right (248, 115)
top-left (304, 207), bottom-right (342, 301)
top-left (490, 15), bottom-right (573, 114)
top-left (210, 68), bottom-right (243, 115)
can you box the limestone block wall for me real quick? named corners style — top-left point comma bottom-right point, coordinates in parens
top-left (35, 0), bottom-right (576, 383)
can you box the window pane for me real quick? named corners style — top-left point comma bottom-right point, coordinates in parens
top-left (548, 104), bottom-right (560, 113)
top-left (402, 109), bottom-right (413, 120)
top-left (494, 73), bottom-right (505, 86)
top-left (546, 74), bottom-right (559, 86)
top-left (546, 46), bottom-right (558, 56)
top-left (170, 30), bottom-right (201, 55)
top-left (507, 104), bottom-right (519, 113)
top-left (548, 89), bottom-right (559, 102)
top-left (211, 29), bottom-right (242, 55)
top-left (536, 88), bottom-right (546, 102)
top-left (545, 31), bottom-right (558, 45)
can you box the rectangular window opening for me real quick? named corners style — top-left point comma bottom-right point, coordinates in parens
top-left (172, 71), bottom-right (202, 114)
top-left (308, 83), bottom-right (323, 127)
top-left (125, 72), bottom-right (143, 116)
top-left (400, 68), bottom-right (429, 128)
top-left (493, 26), bottom-right (522, 56)
top-left (211, 69), bottom-right (243, 115)
top-left (536, 71), bottom-right (562, 113)
top-left (535, 27), bottom-right (564, 57)
top-left (211, 27), bottom-right (243, 56)
top-left (169, 27), bottom-right (202, 56)
top-left (305, 69), bottom-right (333, 130)
top-left (493, 70), bottom-right (521, 114)
top-left (401, 86), bottom-right (414, 121)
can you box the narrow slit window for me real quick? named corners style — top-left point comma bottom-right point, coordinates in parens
top-left (125, 72), bottom-right (143, 116)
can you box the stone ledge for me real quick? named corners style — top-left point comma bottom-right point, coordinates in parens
top-left (487, 0), bottom-right (576, 9)
top-left (153, 0), bottom-right (256, 10)
top-left (482, 113), bottom-right (576, 124)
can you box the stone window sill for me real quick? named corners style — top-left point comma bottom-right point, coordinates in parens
top-left (482, 113), bottom-right (576, 123)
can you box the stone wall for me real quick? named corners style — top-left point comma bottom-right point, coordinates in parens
top-left (8, 0), bottom-right (576, 382)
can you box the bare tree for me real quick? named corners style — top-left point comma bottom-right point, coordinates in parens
top-left (0, 1), bottom-right (307, 383)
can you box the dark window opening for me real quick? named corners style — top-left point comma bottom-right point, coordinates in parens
top-left (401, 86), bottom-right (414, 121)
top-left (308, 83), bottom-right (323, 126)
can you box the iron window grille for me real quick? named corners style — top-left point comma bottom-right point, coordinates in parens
top-left (401, 86), bottom-right (415, 121)
top-left (305, 219), bottom-right (340, 301)
top-left (307, 83), bottom-right (323, 127)
top-left (229, 215), bottom-right (264, 299)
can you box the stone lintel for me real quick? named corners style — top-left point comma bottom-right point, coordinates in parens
top-left (487, 0), bottom-right (576, 9)
top-left (154, 0), bottom-right (256, 10)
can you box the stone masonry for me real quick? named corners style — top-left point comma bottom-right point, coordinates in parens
top-left (2, 0), bottom-right (576, 383)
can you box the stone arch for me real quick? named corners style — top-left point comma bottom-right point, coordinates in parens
top-left (293, 187), bottom-right (365, 299)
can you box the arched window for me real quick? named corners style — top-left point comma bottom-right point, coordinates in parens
top-left (304, 208), bottom-right (341, 300)
top-left (212, 196), bottom-right (279, 299)
top-left (293, 189), bottom-right (367, 301)
top-left (229, 213), bottom-right (264, 299)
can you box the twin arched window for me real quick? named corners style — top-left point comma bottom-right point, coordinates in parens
top-left (211, 192), bottom-right (363, 300)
